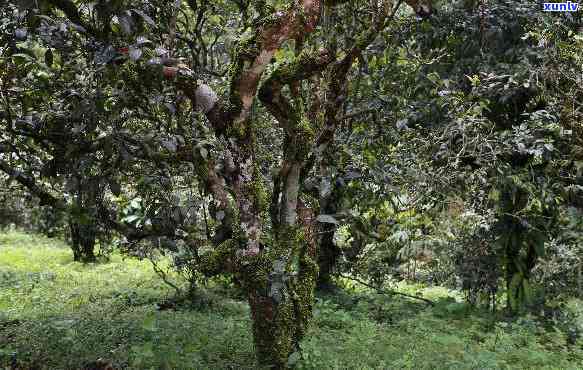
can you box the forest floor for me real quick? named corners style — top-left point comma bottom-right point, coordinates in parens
top-left (0, 231), bottom-right (581, 369)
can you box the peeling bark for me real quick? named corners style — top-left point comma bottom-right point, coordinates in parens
top-left (281, 164), bottom-right (302, 226)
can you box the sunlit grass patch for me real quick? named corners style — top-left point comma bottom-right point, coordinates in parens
top-left (1, 231), bottom-right (582, 369)
top-left (0, 231), bottom-right (255, 369)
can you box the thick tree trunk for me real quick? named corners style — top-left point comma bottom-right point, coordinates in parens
top-left (79, 223), bottom-right (97, 262)
top-left (247, 288), bottom-right (302, 368)
top-left (244, 252), bottom-right (313, 367)
top-left (244, 205), bottom-right (318, 368)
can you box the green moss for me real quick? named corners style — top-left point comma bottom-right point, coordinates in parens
top-left (236, 32), bottom-right (260, 61)
top-left (272, 226), bottom-right (299, 257)
top-left (271, 299), bottom-right (296, 366)
top-left (300, 193), bottom-right (320, 215)
top-left (278, 96), bottom-right (315, 163)
top-left (198, 239), bottom-right (237, 277)
top-left (293, 230), bottom-right (318, 338)
top-left (238, 253), bottom-right (271, 294)
top-left (226, 119), bottom-right (247, 139)
top-left (227, 31), bottom-right (258, 130)
top-left (251, 165), bottom-right (269, 213)
top-left (297, 116), bottom-right (315, 154)
top-left (244, 227), bottom-right (307, 367)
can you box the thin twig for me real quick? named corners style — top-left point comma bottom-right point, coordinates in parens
top-left (339, 108), bottom-right (376, 122)
top-left (149, 256), bottom-right (182, 296)
top-left (337, 274), bottom-right (435, 306)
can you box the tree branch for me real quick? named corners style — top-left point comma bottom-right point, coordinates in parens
top-left (259, 48), bottom-right (333, 131)
top-left (0, 159), bottom-right (66, 209)
top-left (227, 0), bottom-right (323, 130)
top-left (337, 274), bottom-right (435, 306)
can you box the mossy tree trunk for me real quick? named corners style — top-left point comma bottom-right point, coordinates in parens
top-left (162, 1), bottom-right (422, 367)
top-left (245, 218), bottom-right (318, 368)
top-left (251, 69), bottom-right (320, 365)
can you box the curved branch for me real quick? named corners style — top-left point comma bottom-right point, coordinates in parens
top-left (259, 49), bottom-right (332, 227)
top-left (259, 48), bottom-right (333, 130)
top-left (0, 159), bottom-right (65, 208)
top-left (228, 0), bottom-right (323, 130)
top-left (160, 66), bottom-right (228, 135)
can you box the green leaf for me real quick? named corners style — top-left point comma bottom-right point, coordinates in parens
top-left (11, 53), bottom-right (35, 64)
top-left (141, 314), bottom-right (157, 332)
top-left (316, 214), bottom-right (339, 224)
top-left (287, 351), bottom-right (301, 367)
top-left (133, 9), bottom-right (156, 27)
top-left (199, 147), bottom-right (208, 159)
top-left (123, 214), bottom-right (140, 223)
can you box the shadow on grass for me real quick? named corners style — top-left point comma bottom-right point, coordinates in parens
top-left (0, 290), bottom-right (255, 370)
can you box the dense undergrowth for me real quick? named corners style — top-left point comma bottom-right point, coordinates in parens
top-left (0, 231), bottom-right (581, 369)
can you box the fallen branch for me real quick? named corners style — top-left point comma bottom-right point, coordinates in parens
top-left (337, 274), bottom-right (435, 306)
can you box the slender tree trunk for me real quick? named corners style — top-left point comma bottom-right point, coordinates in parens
top-left (316, 225), bottom-right (339, 290)
top-left (69, 220), bottom-right (97, 262)
top-left (79, 222), bottom-right (97, 262)
top-left (69, 178), bottom-right (97, 263)
top-left (69, 220), bottom-right (82, 262)
top-left (505, 243), bottom-right (519, 312)
top-left (316, 182), bottom-right (341, 290)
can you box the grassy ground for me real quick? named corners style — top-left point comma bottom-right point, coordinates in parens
top-left (0, 231), bottom-right (581, 369)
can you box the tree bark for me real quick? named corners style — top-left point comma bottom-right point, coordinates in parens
top-left (316, 225), bottom-right (339, 289)
top-left (245, 201), bottom-right (317, 368)
top-left (69, 219), bottom-right (97, 263)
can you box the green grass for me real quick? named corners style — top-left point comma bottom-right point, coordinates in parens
top-left (1, 231), bottom-right (582, 369)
